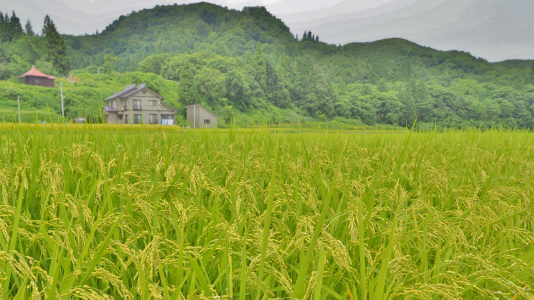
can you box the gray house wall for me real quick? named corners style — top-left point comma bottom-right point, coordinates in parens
top-left (104, 88), bottom-right (176, 124)
top-left (106, 113), bottom-right (118, 124)
top-left (186, 104), bottom-right (218, 129)
top-left (120, 90), bottom-right (176, 124)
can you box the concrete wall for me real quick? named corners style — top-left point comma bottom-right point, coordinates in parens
top-left (186, 105), bottom-right (218, 128)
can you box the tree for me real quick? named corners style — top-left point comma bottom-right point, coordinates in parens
top-left (483, 98), bottom-right (501, 121)
top-left (262, 58), bottom-right (289, 109)
top-left (195, 67), bottom-right (226, 107)
top-left (315, 70), bottom-right (335, 117)
top-left (397, 59), bottom-right (415, 81)
top-left (414, 79), bottom-right (432, 122)
top-left (333, 80), bottom-right (352, 118)
top-left (372, 91), bottom-right (402, 125)
top-left (161, 56), bottom-right (184, 81)
top-left (138, 53), bottom-right (171, 76)
top-left (277, 54), bottom-right (296, 105)
top-left (0, 11), bottom-right (23, 42)
top-left (399, 85), bottom-right (417, 127)
top-left (528, 61), bottom-right (534, 85)
top-left (253, 42), bottom-right (266, 90)
top-left (468, 100), bottom-right (486, 120)
top-left (300, 30), bottom-right (318, 42)
top-left (294, 57), bottom-right (318, 115)
top-left (353, 94), bottom-right (377, 125)
top-left (0, 12), bottom-right (7, 42)
top-left (42, 15), bottom-right (70, 75)
top-left (9, 11), bottom-right (23, 39)
top-left (218, 105), bottom-right (235, 127)
top-left (25, 20), bottom-right (34, 36)
top-left (223, 68), bottom-right (253, 110)
top-left (178, 63), bottom-right (201, 105)
top-left (102, 54), bottom-right (118, 73)
top-left (499, 99), bottom-right (515, 119)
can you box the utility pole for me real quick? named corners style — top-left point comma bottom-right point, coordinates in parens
top-left (60, 82), bottom-right (64, 118)
top-left (17, 95), bottom-right (21, 123)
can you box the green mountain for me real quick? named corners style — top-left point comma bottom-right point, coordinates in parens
top-left (0, 3), bottom-right (533, 128)
top-left (65, 3), bottom-right (295, 71)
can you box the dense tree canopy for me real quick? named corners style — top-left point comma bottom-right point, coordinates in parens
top-left (42, 15), bottom-right (70, 76)
top-left (0, 11), bottom-right (23, 42)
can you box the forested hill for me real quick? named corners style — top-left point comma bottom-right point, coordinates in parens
top-left (65, 3), bottom-right (295, 70)
top-left (63, 3), bottom-right (531, 81)
top-left (0, 3), bottom-right (533, 128)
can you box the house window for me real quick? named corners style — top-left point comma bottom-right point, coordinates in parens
top-left (149, 114), bottom-right (157, 124)
top-left (161, 114), bottom-right (174, 125)
top-left (142, 90), bottom-right (147, 94)
top-left (149, 100), bottom-right (156, 106)
top-left (118, 114), bottom-right (123, 120)
top-left (133, 114), bottom-right (142, 124)
top-left (133, 99), bottom-right (141, 110)
top-left (204, 119), bottom-right (211, 125)
top-left (125, 114), bottom-right (129, 124)
top-left (35, 78), bottom-right (41, 83)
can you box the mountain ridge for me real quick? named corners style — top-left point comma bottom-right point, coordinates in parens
top-left (60, 3), bottom-right (531, 65)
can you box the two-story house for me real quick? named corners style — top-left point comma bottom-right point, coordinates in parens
top-left (103, 83), bottom-right (177, 125)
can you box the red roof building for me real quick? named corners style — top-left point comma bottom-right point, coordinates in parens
top-left (18, 66), bottom-right (56, 87)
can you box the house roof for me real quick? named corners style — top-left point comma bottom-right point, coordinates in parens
top-left (103, 106), bottom-right (118, 112)
top-left (18, 65), bottom-right (56, 79)
top-left (104, 83), bottom-right (162, 101)
top-left (185, 103), bottom-right (219, 118)
top-left (160, 102), bottom-right (178, 113)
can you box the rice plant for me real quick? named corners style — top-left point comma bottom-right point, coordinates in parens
top-left (0, 123), bottom-right (533, 299)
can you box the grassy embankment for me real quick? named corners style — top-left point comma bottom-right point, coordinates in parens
top-left (0, 124), bottom-right (533, 299)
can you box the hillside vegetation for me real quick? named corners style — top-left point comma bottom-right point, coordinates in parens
top-left (0, 3), bottom-right (533, 128)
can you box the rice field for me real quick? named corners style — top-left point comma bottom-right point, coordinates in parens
top-left (1, 124), bottom-right (534, 299)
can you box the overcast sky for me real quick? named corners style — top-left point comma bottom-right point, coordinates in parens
top-left (1, 0), bottom-right (532, 62)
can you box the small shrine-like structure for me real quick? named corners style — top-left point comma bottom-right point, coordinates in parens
top-left (18, 66), bottom-right (56, 87)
